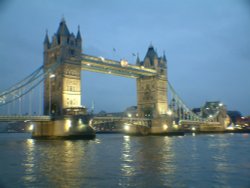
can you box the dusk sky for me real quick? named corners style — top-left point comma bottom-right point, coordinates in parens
top-left (0, 0), bottom-right (249, 115)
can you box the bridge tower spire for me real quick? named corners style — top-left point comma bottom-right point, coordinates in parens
top-left (43, 19), bottom-right (82, 115)
top-left (137, 45), bottom-right (169, 133)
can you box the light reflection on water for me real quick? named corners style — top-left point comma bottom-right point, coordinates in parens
top-left (0, 133), bottom-right (250, 187)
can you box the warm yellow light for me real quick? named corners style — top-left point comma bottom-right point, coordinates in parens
top-left (65, 119), bottom-right (72, 132)
top-left (127, 113), bottom-right (132, 118)
top-left (191, 127), bottom-right (196, 131)
top-left (28, 124), bottom-right (34, 131)
top-left (124, 125), bottom-right (130, 131)
top-left (173, 124), bottom-right (178, 129)
top-left (120, 59), bottom-right (128, 67)
top-left (163, 124), bottom-right (168, 130)
top-left (78, 124), bottom-right (85, 130)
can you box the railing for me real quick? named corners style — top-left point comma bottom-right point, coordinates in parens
top-left (0, 115), bottom-right (51, 122)
top-left (93, 117), bottom-right (150, 121)
top-left (92, 116), bottom-right (151, 127)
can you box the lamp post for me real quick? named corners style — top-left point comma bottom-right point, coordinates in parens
top-left (49, 74), bottom-right (55, 116)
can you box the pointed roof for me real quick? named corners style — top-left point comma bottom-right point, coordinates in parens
top-left (43, 30), bottom-right (50, 44)
top-left (76, 25), bottom-right (82, 40)
top-left (56, 18), bottom-right (70, 36)
top-left (144, 45), bottom-right (158, 65)
top-left (163, 51), bottom-right (167, 61)
top-left (136, 53), bottom-right (140, 65)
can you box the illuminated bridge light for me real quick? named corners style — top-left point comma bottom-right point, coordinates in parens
top-left (28, 124), bottom-right (34, 131)
top-left (65, 119), bottom-right (72, 132)
top-left (163, 124), bottom-right (168, 130)
top-left (124, 125), bottom-right (130, 131)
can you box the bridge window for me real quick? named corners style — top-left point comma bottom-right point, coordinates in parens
top-left (70, 49), bottom-right (74, 55)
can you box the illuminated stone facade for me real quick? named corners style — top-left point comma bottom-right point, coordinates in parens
top-left (43, 19), bottom-right (82, 115)
top-left (136, 46), bottom-right (168, 119)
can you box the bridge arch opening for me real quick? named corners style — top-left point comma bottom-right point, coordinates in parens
top-left (81, 71), bottom-right (137, 114)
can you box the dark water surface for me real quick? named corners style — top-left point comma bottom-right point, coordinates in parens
top-left (0, 133), bottom-right (250, 188)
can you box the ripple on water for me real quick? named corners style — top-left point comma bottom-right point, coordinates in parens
top-left (0, 133), bottom-right (250, 187)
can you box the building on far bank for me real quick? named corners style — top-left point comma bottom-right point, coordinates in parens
top-left (227, 111), bottom-right (242, 124)
top-left (235, 116), bottom-right (250, 128)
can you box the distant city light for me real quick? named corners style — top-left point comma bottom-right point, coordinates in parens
top-left (192, 127), bottom-right (196, 131)
top-left (226, 126), bottom-right (234, 130)
top-left (127, 113), bottom-right (132, 118)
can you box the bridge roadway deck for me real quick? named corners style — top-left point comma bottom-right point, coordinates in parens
top-left (0, 115), bottom-right (51, 122)
top-left (179, 120), bottom-right (221, 125)
top-left (67, 54), bottom-right (157, 78)
top-left (93, 117), bottom-right (151, 121)
top-left (92, 117), bottom-right (151, 127)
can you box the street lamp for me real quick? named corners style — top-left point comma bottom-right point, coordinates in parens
top-left (49, 74), bottom-right (55, 116)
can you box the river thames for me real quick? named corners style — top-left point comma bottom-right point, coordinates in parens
top-left (0, 133), bottom-right (249, 188)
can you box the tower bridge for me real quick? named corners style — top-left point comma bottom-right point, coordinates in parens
top-left (0, 19), bottom-right (230, 138)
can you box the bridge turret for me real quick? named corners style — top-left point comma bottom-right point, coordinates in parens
top-left (76, 25), bottom-right (82, 49)
top-left (141, 45), bottom-right (167, 76)
top-left (137, 46), bottom-right (168, 131)
top-left (143, 45), bottom-right (158, 68)
top-left (43, 19), bottom-right (82, 116)
top-left (136, 53), bottom-right (141, 66)
top-left (56, 18), bottom-right (70, 45)
top-left (43, 30), bottom-right (50, 50)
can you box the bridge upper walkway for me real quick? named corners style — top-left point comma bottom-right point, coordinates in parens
top-left (67, 54), bottom-right (157, 78)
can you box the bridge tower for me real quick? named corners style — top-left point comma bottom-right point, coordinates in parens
top-left (43, 19), bottom-right (82, 115)
top-left (136, 45), bottom-right (169, 133)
